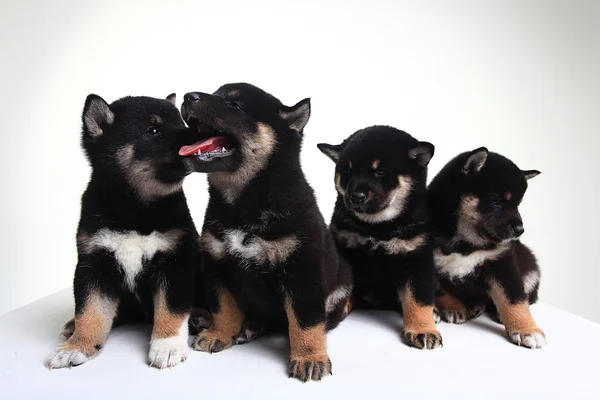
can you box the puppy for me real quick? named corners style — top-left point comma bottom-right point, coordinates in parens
top-left (46, 94), bottom-right (202, 369)
top-left (428, 147), bottom-right (545, 348)
top-left (318, 126), bottom-right (442, 349)
top-left (179, 83), bottom-right (353, 382)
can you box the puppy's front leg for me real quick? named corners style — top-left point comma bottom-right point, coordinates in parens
top-left (400, 283), bottom-right (443, 349)
top-left (46, 289), bottom-right (118, 369)
top-left (285, 295), bottom-right (331, 382)
top-left (192, 285), bottom-right (244, 353)
top-left (488, 279), bottom-right (546, 349)
top-left (148, 286), bottom-right (190, 369)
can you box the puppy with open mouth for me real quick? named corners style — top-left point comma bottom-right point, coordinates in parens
top-left (318, 126), bottom-right (442, 350)
top-left (179, 83), bottom-right (353, 382)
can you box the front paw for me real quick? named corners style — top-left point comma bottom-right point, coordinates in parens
top-left (148, 336), bottom-right (189, 369)
top-left (46, 347), bottom-right (91, 369)
top-left (402, 329), bottom-right (443, 349)
top-left (508, 329), bottom-right (546, 349)
top-left (288, 354), bottom-right (332, 382)
top-left (440, 305), bottom-right (485, 324)
top-left (192, 330), bottom-right (233, 353)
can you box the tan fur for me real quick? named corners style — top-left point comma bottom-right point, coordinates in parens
top-left (152, 288), bottom-right (188, 339)
top-left (284, 297), bottom-right (327, 359)
top-left (335, 173), bottom-right (345, 195)
top-left (348, 160), bottom-right (352, 169)
top-left (331, 225), bottom-right (425, 255)
top-left (61, 292), bottom-right (118, 355)
top-left (372, 159), bottom-right (380, 169)
top-left (194, 287), bottom-right (244, 351)
top-left (208, 123), bottom-right (277, 204)
top-left (505, 192), bottom-right (512, 201)
top-left (399, 287), bottom-right (438, 334)
top-left (488, 281), bottom-right (542, 334)
top-left (355, 175), bottom-right (413, 223)
top-left (200, 231), bottom-right (226, 261)
top-left (150, 114), bottom-right (162, 125)
top-left (456, 195), bottom-right (489, 246)
top-left (228, 89), bottom-right (240, 97)
top-left (116, 145), bottom-right (183, 202)
top-left (435, 289), bottom-right (467, 311)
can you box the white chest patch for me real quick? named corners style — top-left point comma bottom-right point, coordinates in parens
top-left (522, 270), bottom-right (540, 295)
top-left (332, 227), bottom-right (425, 255)
top-left (434, 244), bottom-right (509, 281)
top-left (200, 229), bottom-right (299, 268)
top-left (80, 229), bottom-right (183, 291)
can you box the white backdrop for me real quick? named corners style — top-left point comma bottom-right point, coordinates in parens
top-left (1, 0), bottom-right (598, 322)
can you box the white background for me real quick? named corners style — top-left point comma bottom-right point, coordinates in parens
top-left (1, 0), bottom-right (598, 322)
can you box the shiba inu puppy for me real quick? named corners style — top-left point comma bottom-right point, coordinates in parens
top-left (428, 147), bottom-right (545, 348)
top-left (318, 126), bottom-right (442, 349)
top-left (179, 83), bottom-right (353, 381)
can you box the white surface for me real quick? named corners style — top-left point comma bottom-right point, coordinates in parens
top-left (1, 0), bottom-right (600, 322)
top-left (1, 289), bottom-right (599, 399)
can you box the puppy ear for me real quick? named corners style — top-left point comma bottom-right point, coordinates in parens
top-left (166, 93), bottom-right (177, 106)
top-left (522, 170), bottom-right (541, 180)
top-left (317, 143), bottom-right (342, 162)
top-left (462, 147), bottom-right (488, 174)
top-left (408, 142), bottom-right (435, 167)
top-left (82, 94), bottom-right (114, 139)
top-left (280, 98), bottom-right (311, 133)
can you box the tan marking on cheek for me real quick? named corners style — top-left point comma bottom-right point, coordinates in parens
top-left (505, 192), bottom-right (512, 201)
top-left (335, 173), bottom-right (345, 195)
top-left (399, 286), bottom-right (437, 333)
top-left (210, 287), bottom-right (245, 338)
top-left (61, 292), bottom-right (118, 355)
top-left (372, 159), bottom-right (380, 169)
top-left (488, 281), bottom-right (542, 333)
top-left (342, 297), bottom-right (353, 318)
top-left (152, 288), bottom-right (189, 339)
top-left (284, 297), bottom-right (327, 358)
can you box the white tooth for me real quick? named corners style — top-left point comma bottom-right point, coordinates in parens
top-left (222, 147), bottom-right (227, 153)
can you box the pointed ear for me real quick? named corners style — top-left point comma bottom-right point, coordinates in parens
top-left (522, 169), bottom-right (541, 180)
top-left (280, 98), bottom-right (311, 133)
top-left (82, 94), bottom-right (114, 139)
top-left (408, 141), bottom-right (435, 167)
top-left (317, 143), bottom-right (342, 162)
top-left (462, 147), bottom-right (488, 174)
top-left (166, 93), bottom-right (177, 106)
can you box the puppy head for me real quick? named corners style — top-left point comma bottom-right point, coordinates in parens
top-left (318, 126), bottom-right (434, 224)
top-left (179, 83), bottom-right (310, 174)
top-left (82, 94), bottom-right (196, 201)
top-left (445, 147), bottom-right (540, 245)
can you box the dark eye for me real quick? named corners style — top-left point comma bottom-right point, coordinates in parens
top-left (147, 127), bottom-right (161, 135)
top-left (227, 101), bottom-right (242, 110)
top-left (491, 198), bottom-right (503, 208)
top-left (375, 168), bottom-right (388, 178)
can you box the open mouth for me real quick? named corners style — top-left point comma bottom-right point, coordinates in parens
top-left (179, 118), bottom-right (238, 161)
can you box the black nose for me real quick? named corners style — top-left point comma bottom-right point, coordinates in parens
top-left (349, 191), bottom-right (368, 206)
top-left (184, 92), bottom-right (201, 103)
top-left (513, 225), bottom-right (525, 237)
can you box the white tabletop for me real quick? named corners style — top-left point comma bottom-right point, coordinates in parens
top-left (0, 289), bottom-right (598, 399)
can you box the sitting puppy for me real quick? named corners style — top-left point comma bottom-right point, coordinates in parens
top-left (46, 94), bottom-right (202, 369)
top-left (318, 126), bottom-right (442, 350)
top-left (428, 147), bottom-right (545, 348)
top-left (179, 83), bottom-right (353, 382)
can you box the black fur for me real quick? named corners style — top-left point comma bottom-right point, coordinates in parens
top-left (180, 83), bottom-right (353, 381)
top-left (318, 126), bottom-right (441, 349)
top-left (428, 147), bottom-right (542, 322)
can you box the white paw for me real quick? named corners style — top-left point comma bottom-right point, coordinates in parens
top-left (509, 331), bottom-right (547, 349)
top-left (433, 308), bottom-right (441, 324)
top-left (148, 336), bottom-right (189, 369)
top-left (46, 348), bottom-right (90, 369)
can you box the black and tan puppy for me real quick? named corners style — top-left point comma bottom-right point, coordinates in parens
top-left (179, 83), bottom-right (353, 382)
top-left (428, 147), bottom-right (545, 348)
top-left (46, 94), bottom-right (202, 369)
top-left (318, 126), bottom-right (442, 350)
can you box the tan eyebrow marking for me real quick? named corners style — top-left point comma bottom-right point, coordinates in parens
top-left (505, 192), bottom-right (512, 201)
top-left (372, 159), bottom-right (380, 169)
top-left (349, 161), bottom-right (352, 169)
top-left (228, 90), bottom-right (240, 98)
top-left (150, 115), bottom-right (162, 125)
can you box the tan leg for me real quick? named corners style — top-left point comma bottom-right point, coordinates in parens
top-left (148, 287), bottom-right (190, 369)
top-left (192, 286), bottom-right (244, 353)
top-left (285, 296), bottom-right (331, 382)
top-left (46, 291), bottom-right (118, 369)
top-left (400, 286), bottom-right (442, 349)
top-left (488, 280), bottom-right (546, 348)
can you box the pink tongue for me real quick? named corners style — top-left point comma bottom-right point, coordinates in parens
top-left (179, 136), bottom-right (231, 156)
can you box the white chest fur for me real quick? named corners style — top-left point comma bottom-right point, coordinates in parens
top-left (80, 229), bottom-right (183, 291)
top-left (434, 244), bottom-right (509, 281)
